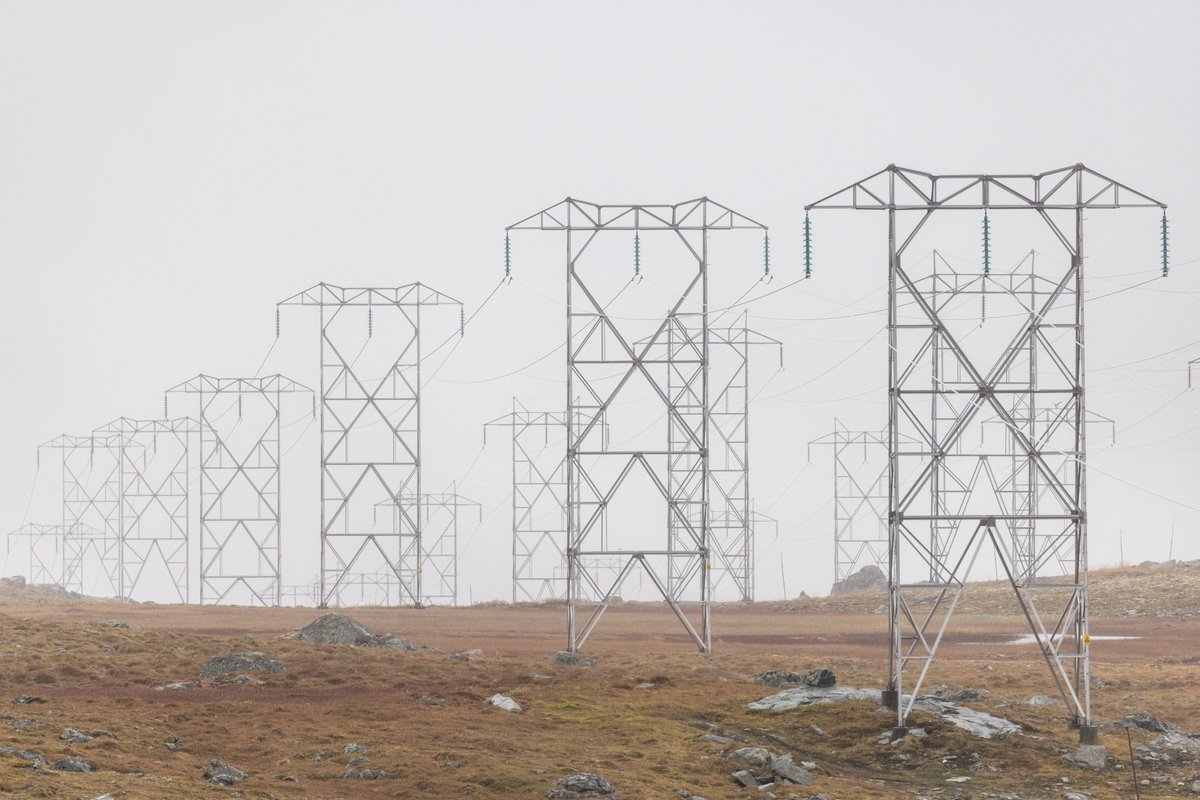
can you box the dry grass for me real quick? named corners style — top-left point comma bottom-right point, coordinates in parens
top-left (0, 568), bottom-right (1196, 798)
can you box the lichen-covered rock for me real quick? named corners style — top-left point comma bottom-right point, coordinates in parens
top-left (802, 667), bottom-right (836, 687)
top-left (750, 670), bottom-right (804, 687)
top-left (52, 755), bottom-right (92, 772)
top-left (60, 728), bottom-right (93, 744)
top-left (204, 758), bottom-right (247, 785)
top-left (560, 772), bottom-right (615, 794)
top-left (295, 613), bottom-right (378, 646)
top-left (199, 652), bottom-right (283, 677)
top-left (552, 651), bottom-right (597, 668)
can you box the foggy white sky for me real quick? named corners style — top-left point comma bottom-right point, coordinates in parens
top-left (2, 1), bottom-right (1198, 602)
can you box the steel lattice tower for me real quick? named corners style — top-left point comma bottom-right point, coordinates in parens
top-left (807, 164), bottom-right (1165, 740)
top-left (167, 374), bottom-right (312, 605)
top-left (278, 283), bottom-right (461, 607)
top-left (39, 431), bottom-right (132, 597)
top-left (507, 198), bottom-right (768, 653)
top-left (5, 523), bottom-right (84, 586)
top-left (90, 417), bottom-right (197, 602)
top-left (374, 489), bottom-right (480, 605)
top-left (808, 422), bottom-right (891, 586)
top-left (485, 401), bottom-right (574, 603)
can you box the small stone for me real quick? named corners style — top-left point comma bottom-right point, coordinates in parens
top-left (277, 775), bottom-right (298, 781)
top-left (552, 651), bottom-right (597, 668)
top-left (154, 682), bottom-right (191, 691)
top-left (946, 776), bottom-right (970, 783)
top-left (163, 742), bottom-right (176, 751)
top-left (344, 743), bottom-right (366, 754)
top-left (204, 758), bottom-right (248, 785)
top-left (728, 747), bottom-right (772, 769)
top-left (1028, 694), bottom-right (1058, 706)
top-left (560, 772), bottom-right (615, 794)
top-left (751, 671), bottom-right (805, 687)
top-left (490, 694), bottom-right (522, 712)
top-left (12, 695), bottom-right (44, 704)
top-left (60, 728), bottom-right (94, 744)
top-left (700, 734), bottom-right (734, 745)
top-left (808, 724), bottom-right (824, 736)
top-left (199, 652), bottom-right (283, 677)
top-left (52, 755), bottom-right (92, 772)
top-left (0, 745), bottom-right (47, 765)
top-left (769, 753), bottom-right (812, 785)
top-left (802, 668), bottom-right (836, 687)
top-left (450, 648), bottom-right (485, 662)
top-left (730, 769), bottom-right (759, 788)
top-left (97, 620), bottom-right (128, 628)
top-left (359, 769), bottom-right (389, 779)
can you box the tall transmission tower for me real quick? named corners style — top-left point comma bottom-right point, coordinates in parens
top-left (5, 523), bottom-right (82, 586)
top-left (278, 283), bottom-right (462, 607)
top-left (89, 417), bottom-right (197, 603)
top-left (39, 431), bottom-right (132, 597)
top-left (374, 489), bottom-right (480, 605)
top-left (507, 198), bottom-right (768, 653)
top-left (166, 374), bottom-right (313, 606)
top-left (807, 422), bottom-right (891, 587)
top-left (484, 402), bottom-right (574, 603)
top-left (807, 163), bottom-right (1166, 741)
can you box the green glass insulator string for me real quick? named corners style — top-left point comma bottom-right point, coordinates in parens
top-left (803, 214), bottom-right (813, 278)
top-left (1161, 210), bottom-right (1170, 277)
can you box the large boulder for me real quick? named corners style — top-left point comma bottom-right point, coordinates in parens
top-left (830, 564), bottom-right (886, 595)
top-left (295, 613), bottom-right (378, 646)
top-left (204, 759), bottom-right (247, 785)
top-left (200, 652), bottom-right (283, 677)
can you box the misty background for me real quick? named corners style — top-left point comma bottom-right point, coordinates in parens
top-left (1, 1), bottom-right (1198, 603)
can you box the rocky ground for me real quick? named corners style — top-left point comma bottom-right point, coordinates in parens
top-left (0, 565), bottom-right (1197, 798)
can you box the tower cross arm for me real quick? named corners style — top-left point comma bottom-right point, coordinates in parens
top-left (805, 164), bottom-right (1166, 212)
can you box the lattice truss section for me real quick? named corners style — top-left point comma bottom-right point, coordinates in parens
top-left (94, 417), bottom-right (198, 602)
top-left (485, 401), bottom-right (618, 603)
top-left (808, 422), bottom-right (892, 585)
top-left (167, 374), bottom-right (312, 606)
top-left (807, 164), bottom-right (1165, 735)
top-left (371, 491), bottom-right (480, 606)
top-left (4, 523), bottom-right (89, 586)
top-left (647, 318), bottom-right (782, 602)
top-left (279, 283), bottom-right (461, 607)
top-left (508, 198), bottom-right (768, 653)
top-left (40, 431), bottom-right (134, 597)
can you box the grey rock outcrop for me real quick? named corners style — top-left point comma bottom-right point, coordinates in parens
top-left (292, 613), bottom-right (434, 651)
top-left (830, 563), bottom-right (886, 595)
top-left (749, 684), bottom-right (1020, 739)
top-left (552, 651), bottom-right (597, 668)
top-left (200, 652), bottom-right (283, 677)
top-left (296, 613), bottom-right (378, 645)
top-left (52, 755), bottom-right (92, 772)
top-left (60, 728), bottom-right (93, 744)
top-left (204, 758), bottom-right (248, 785)
top-left (560, 773), bottom-right (615, 794)
top-left (0, 745), bottom-right (47, 765)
